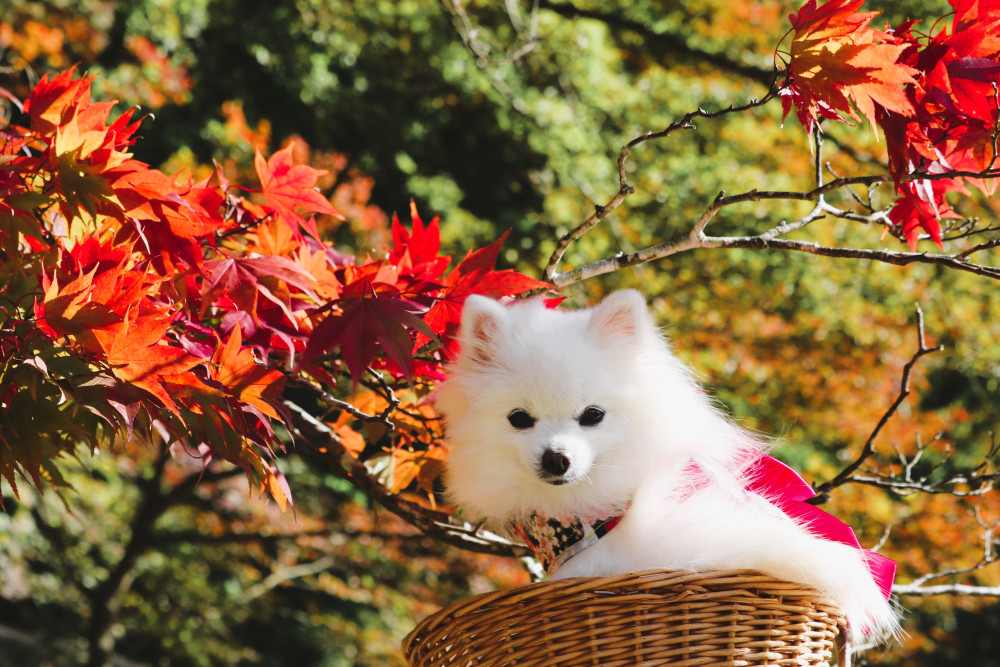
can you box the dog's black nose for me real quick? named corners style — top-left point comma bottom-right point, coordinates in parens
top-left (541, 449), bottom-right (571, 477)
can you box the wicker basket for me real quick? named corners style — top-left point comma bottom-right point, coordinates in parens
top-left (402, 569), bottom-right (848, 667)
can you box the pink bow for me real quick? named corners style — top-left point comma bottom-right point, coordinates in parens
top-left (745, 454), bottom-right (896, 600)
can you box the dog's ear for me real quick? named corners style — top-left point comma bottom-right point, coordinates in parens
top-left (587, 289), bottom-right (651, 342)
top-left (458, 295), bottom-right (507, 366)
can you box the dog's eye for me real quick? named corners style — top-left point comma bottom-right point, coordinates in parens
top-left (507, 409), bottom-right (536, 430)
top-left (578, 406), bottom-right (605, 427)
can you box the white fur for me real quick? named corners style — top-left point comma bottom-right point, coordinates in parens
top-left (436, 290), bottom-right (899, 645)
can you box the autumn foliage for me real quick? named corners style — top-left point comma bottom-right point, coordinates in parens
top-left (781, 0), bottom-right (1000, 248)
top-left (0, 68), bottom-right (547, 507)
top-left (3, 0), bottom-right (1000, 517)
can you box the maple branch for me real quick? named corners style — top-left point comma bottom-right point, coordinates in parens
top-left (849, 469), bottom-right (1000, 497)
top-left (241, 556), bottom-right (337, 603)
top-left (290, 374), bottom-right (394, 428)
top-left (548, 170), bottom-right (1000, 287)
top-left (701, 236), bottom-right (1000, 281)
top-left (813, 126), bottom-right (825, 190)
top-left (542, 68), bottom-right (1000, 286)
top-left (543, 88), bottom-right (781, 281)
top-left (285, 400), bottom-right (530, 559)
top-left (846, 431), bottom-right (1000, 498)
top-left (894, 509), bottom-right (1000, 597)
top-left (956, 236), bottom-right (1000, 260)
top-left (809, 307), bottom-right (943, 503)
top-left (939, 213), bottom-right (1000, 241)
top-left (893, 582), bottom-right (1000, 597)
top-left (288, 369), bottom-right (410, 435)
top-left (366, 367), bottom-right (401, 424)
top-left (215, 210), bottom-right (274, 240)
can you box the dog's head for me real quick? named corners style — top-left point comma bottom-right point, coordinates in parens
top-left (436, 290), bottom-right (683, 522)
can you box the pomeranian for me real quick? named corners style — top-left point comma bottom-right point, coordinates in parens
top-left (435, 289), bottom-right (899, 645)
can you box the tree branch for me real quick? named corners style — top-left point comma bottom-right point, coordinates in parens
top-left (289, 374), bottom-right (396, 430)
top-left (809, 307), bottom-right (942, 503)
top-left (552, 220), bottom-right (1000, 286)
top-left (549, 173), bottom-right (1000, 286)
top-left (543, 83), bottom-right (1000, 288)
top-left (544, 90), bottom-right (781, 281)
top-left (85, 442), bottom-right (171, 667)
top-left (895, 510), bottom-right (1000, 597)
top-left (285, 400), bottom-right (530, 559)
top-left (27, 504), bottom-right (91, 598)
top-left (241, 556), bottom-right (337, 603)
top-left (846, 432), bottom-right (1000, 499)
top-left (893, 582), bottom-right (1000, 597)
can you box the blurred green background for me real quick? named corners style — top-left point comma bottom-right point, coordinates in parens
top-left (2, 1), bottom-right (1000, 664)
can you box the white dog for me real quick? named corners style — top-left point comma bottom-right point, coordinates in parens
top-left (436, 289), bottom-right (898, 645)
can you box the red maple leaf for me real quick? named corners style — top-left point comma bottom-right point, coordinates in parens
top-left (304, 291), bottom-right (438, 384)
top-left (888, 181), bottom-right (959, 250)
top-left (951, 0), bottom-right (1000, 38)
top-left (201, 255), bottom-right (319, 325)
top-left (875, 1), bottom-right (1000, 239)
top-left (255, 145), bottom-right (344, 240)
top-left (390, 201), bottom-right (450, 281)
top-left (417, 232), bottom-right (550, 356)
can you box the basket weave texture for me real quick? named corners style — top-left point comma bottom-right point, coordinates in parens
top-left (402, 569), bottom-right (847, 667)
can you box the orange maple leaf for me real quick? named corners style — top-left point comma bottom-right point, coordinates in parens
top-left (390, 446), bottom-right (448, 495)
top-left (212, 323), bottom-right (286, 420)
top-left (22, 68), bottom-right (95, 135)
top-left (327, 411), bottom-right (367, 458)
top-left (244, 450), bottom-right (292, 511)
top-left (786, 0), bottom-right (918, 128)
top-left (293, 245), bottom-right (343, 300)
top-left (247, 216), bottom-right (300, 257)
top-left (95, 309), bottom-right (204, 411)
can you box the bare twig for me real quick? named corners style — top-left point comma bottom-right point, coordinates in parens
top-left (848, 470), bottom-right (1000, 497)
top-left (549, 170), bottom-right (1000, 287)
top-left (544, 88), bottom-right (781, 281)
top-left (443, 0), bottom-right (539, 66)
top-left (956, 237), bottom-right (1000, 260)
top-left (366, 367), bottom-right (401, 424)
top-left (543, 84), bottom-right (1000, 288)
top-left (894, 582), bottom-right (1000, 596)
top-left (289, 374), bottom-right (394, 429)
top-left (894, 510), bottom-right (1000, 597)
top-left (809, 307), bottom-right (943, 503)
top-left (909, 512), bottom-right (998, 587)
top-left (241, 556), bottom-right (337, 602)
top-left (552, 214), bottom-right (1000, 288)
top-left (834, 430), bottom-right (999, 499)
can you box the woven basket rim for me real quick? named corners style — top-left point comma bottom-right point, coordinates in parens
top-left (403, 568), bottom-right (848, 667)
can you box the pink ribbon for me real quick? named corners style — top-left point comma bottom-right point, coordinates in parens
top-left (745, 454), bottom-right (896, 600)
